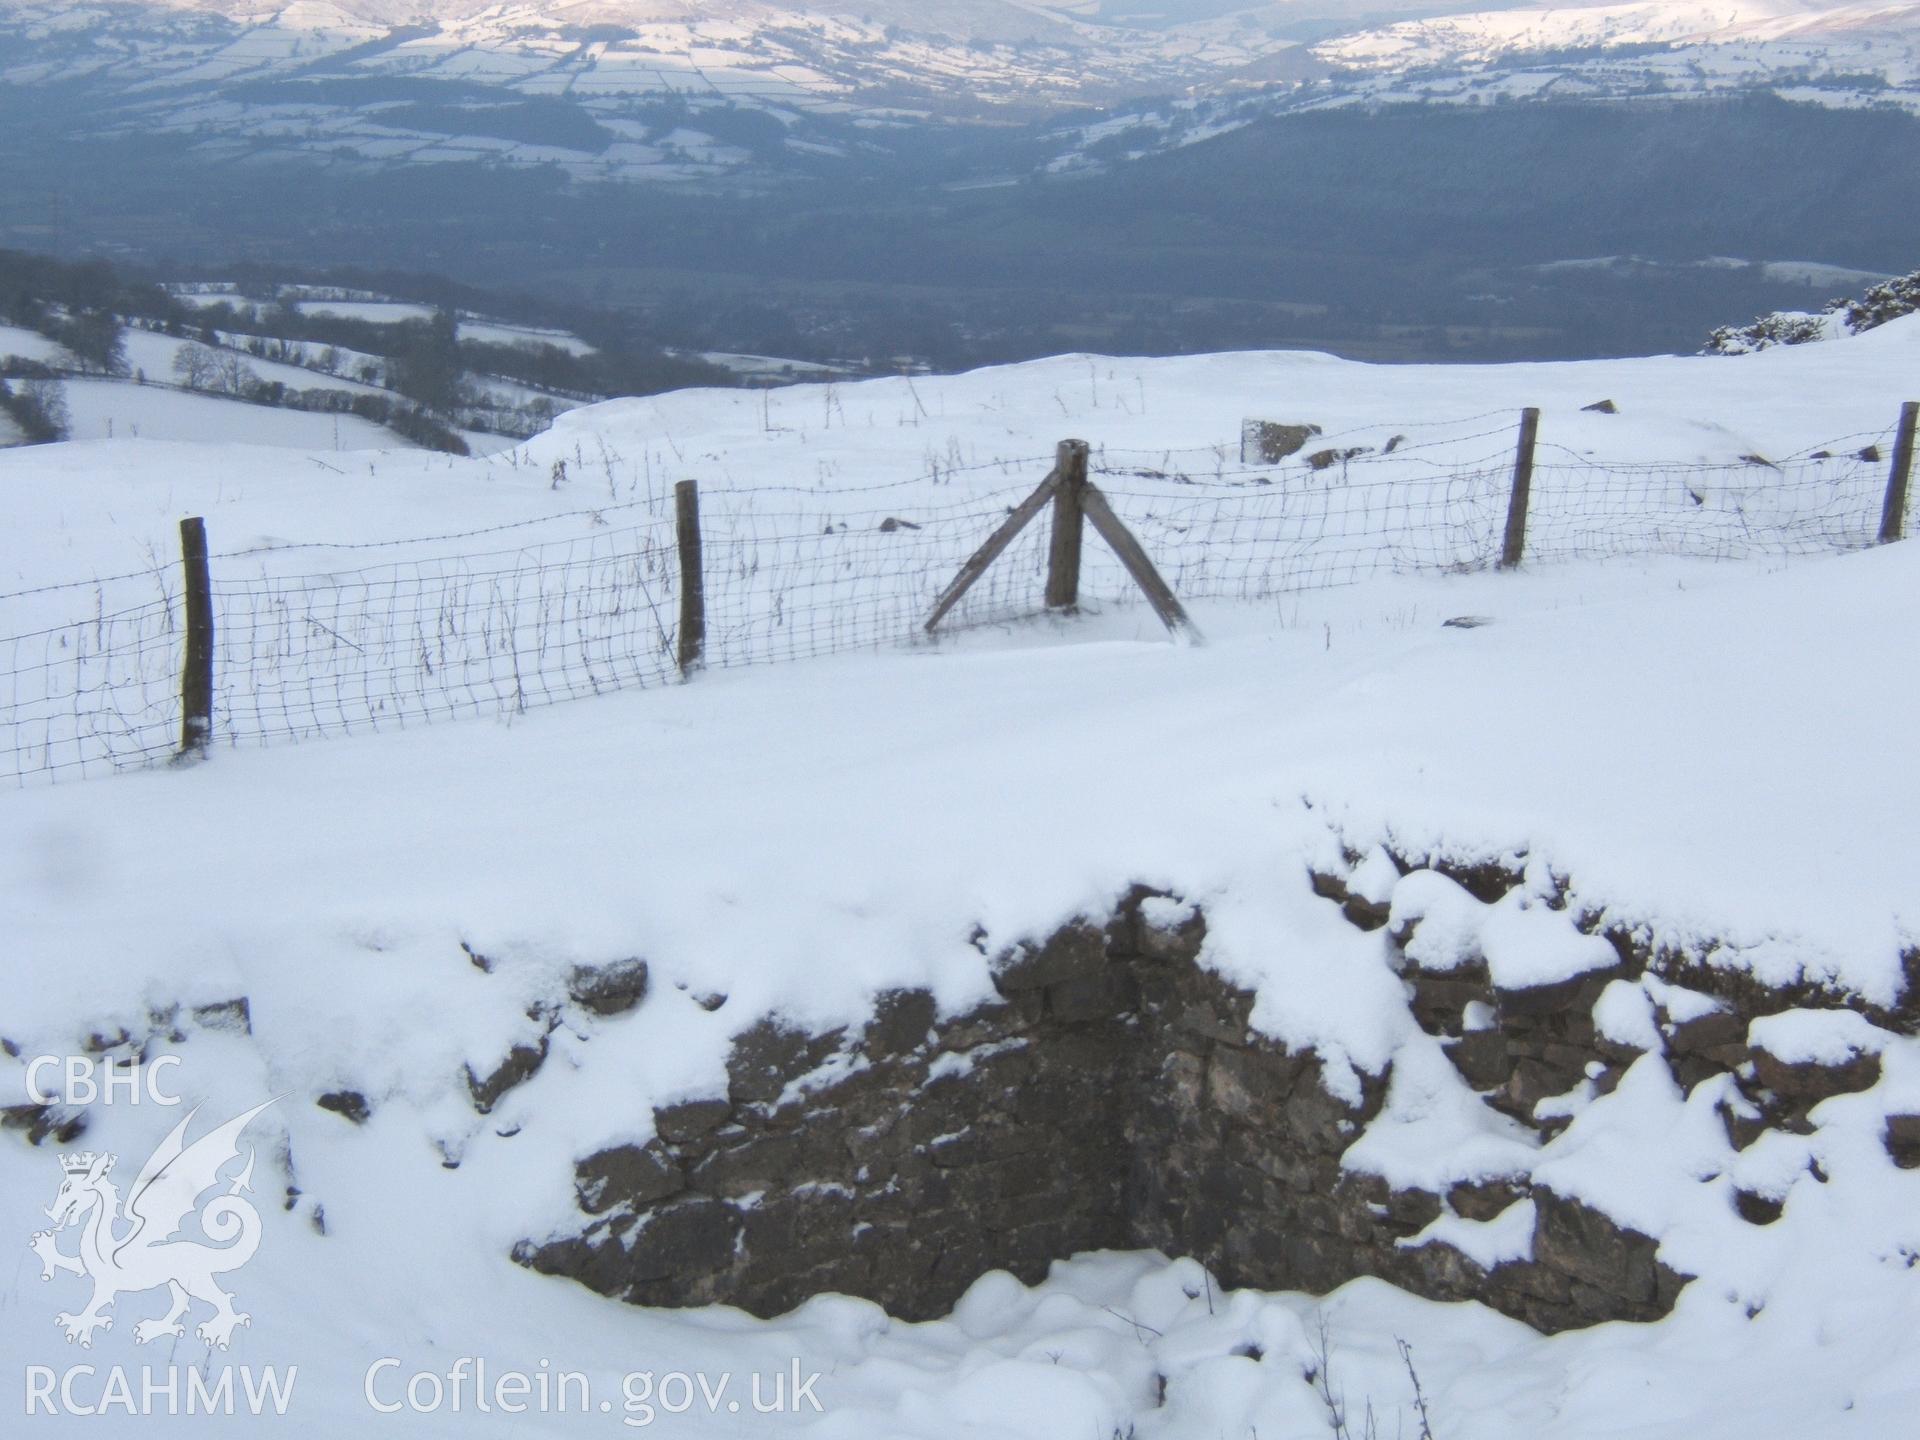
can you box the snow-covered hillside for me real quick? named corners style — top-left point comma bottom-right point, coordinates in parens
top-left (8, 0), bottom-right (1917, 188)
top-left (1320, 0), bottom-right (1920, 69)
top-left (0, 288), bottom-right (626, 457)
top-left (5, 324), bottom-right (1920, 1434)
top-left (0, 324), bottom-right (400, 450)
top-left (1036, 0), bottom-right (1920, 173)
top-left (9, 315), bottom-right (1915, 589)
top-left (0, 0), bottom-right (1305, 140)
top-left (1302, 0), bottom-right (1920, 114)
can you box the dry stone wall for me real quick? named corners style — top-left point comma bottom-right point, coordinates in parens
top-left (514, 860), bottom-right (1920, 1333)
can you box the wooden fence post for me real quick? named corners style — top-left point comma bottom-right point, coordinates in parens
top-left (1045, 439), bottom-right (1088, 611)
top-left (1499, 407), bottom-right (1540, 569)
top-left (178, 516), bottom-right (213, 759)
top-left (674, 480), bottom-right (705, 676)
top-left (1878, 400), bottom-right (1918, 544)
top-left (922, 449), bottom-right (1200, 644)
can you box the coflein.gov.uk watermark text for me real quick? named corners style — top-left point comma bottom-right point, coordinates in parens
top-left (27, 1360), bottom-right (823, 1424)
top-left (365, 1358), bottom-right (825, 1426)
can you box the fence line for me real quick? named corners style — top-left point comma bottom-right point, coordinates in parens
top-left (3, 406), bottom-right (1913, 787)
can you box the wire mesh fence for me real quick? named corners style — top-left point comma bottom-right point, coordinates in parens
top-left (212, 521), bottom-right (685, 748)
top-left (698, 483), bottom-right (1059, 667)
top-left (1520, 449), bottom-right (1888, 561)
top-left (1081, 421), bottom-right (1897, 605)
top-left (1, 580), bottom-right (182, 783)
top-left (1086, 456), bottom-right (1513, 602)
top-left (1, 410), bottom-right (1908, 788)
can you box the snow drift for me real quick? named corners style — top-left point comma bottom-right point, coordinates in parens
top-left (4, 320), bottom-right (1920, 1435)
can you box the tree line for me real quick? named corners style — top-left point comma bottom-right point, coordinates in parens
top-left (0, 246), bottom-right (740, 452)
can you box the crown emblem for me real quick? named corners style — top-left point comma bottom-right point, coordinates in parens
top-left (59, 1152), bottom-right (110, 1176)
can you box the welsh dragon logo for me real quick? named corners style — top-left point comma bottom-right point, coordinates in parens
top-left (28, 1099), bottom-right (277, 1350)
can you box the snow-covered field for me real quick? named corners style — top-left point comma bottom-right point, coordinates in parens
top-left (4, 321), bottom-right (1920, 1435)
top-left (0, 322), bottom-right (69, 365)
top-left (7, 313), bottom-right (1914, 592)
top-left (688, 350), bottom-right (867, 382)
top-left (458, 318), bottom-right (595, 355)
top-left (2, 324), bottom-right (400, 451)
top-left (118, 329), bottom-right (390, 401)
top-left (2, 317), bottom-right (581, 458)
top-left (293, 300), bottom-right (436, 325)
top-left (57, 381), bottom-right (395, 449)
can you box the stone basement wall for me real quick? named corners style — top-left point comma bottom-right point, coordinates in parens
top-left (514, 864), bottom-right (1920, 1333)
top-left (514, 943), bottom-right (1142, 1322)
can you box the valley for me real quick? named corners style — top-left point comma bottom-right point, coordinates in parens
top-left (2, 0), bottom-right (1916, 367)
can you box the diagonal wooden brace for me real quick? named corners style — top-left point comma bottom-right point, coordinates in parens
top-left (923, 467), bottom-right (1062, 634)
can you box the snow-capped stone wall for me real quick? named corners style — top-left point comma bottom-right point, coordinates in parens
top-left (513, 919), bottom-right (1148, 1321)
top-left (14, 852), bottom-right (1908, 1339)
top-left (516, 860), bottom-right (1918, 1334)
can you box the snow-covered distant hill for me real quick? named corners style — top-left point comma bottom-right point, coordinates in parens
top-left (5, 0), bottom-right (1916, 192)
top-left (1323, 0), bottom-right (1920, 68)
top-left (0, 0), bottom-right (1320, 192)
top-left (0, 0), bottom-right (1310, 123)
top-left (1308, 0), bottom-right (1920, 110)
top-left (1042, 0), bottom-right (1920, 174)
top-left (127, 0), bottom-right (1094, 40)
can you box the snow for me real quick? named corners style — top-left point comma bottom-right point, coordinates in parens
top-left (1761, 260), bottom-right (1893, 287)
top-left (1748, 1008), bottom-right (1893, 1065)
top-left (1346, 845), bottom-right (1401, 907)
top-left (1643, 973), bottom-right (1729, 1025)
top-left (0, 322), bottom-right (70, 365)
top-left (119, 327), bottom-right (390, 399)
top-left (295, 299), bottom-right (436, 324)
top-left (457, 319), bottom-right (595, 355)
top-left (1402, 1197), bottom-right (1539, 1269)
top-left (1526, 1054), bottom-right (1723, 1235)
top-left (6, 320), bottom-right (1920, 1434)
top-left (1477, 895), bottom-right (1619, 991)
top-left (49, 0), bottom-right (1911, 183)
top-left (926, 1036), bottom-right (1026, 1082)
top-left (1389, 870), bottom-right (1490, 973)
top-left (1138, 893), bottom-right (1197, 935)
top-left (1593, 977), bottom-right (1663, 1049)
top-left (691, 349), bottom-right (862, 380)
top-left (1316, 0), bottom-right (1920, 71)
top-left (1345, 1033), bottom-right (1538, 1189)
top-left (0, 0), bottom-right (1326, 152)
top-left (55, 380), bottom-right (398, 449)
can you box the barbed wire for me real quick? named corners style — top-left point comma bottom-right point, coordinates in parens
top-left (0, 424), bottom-right (1902, 787)
top-left (0, 562), bottom-right (174, 605)
top-left (0, 455), bottom-right (1060, 598)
